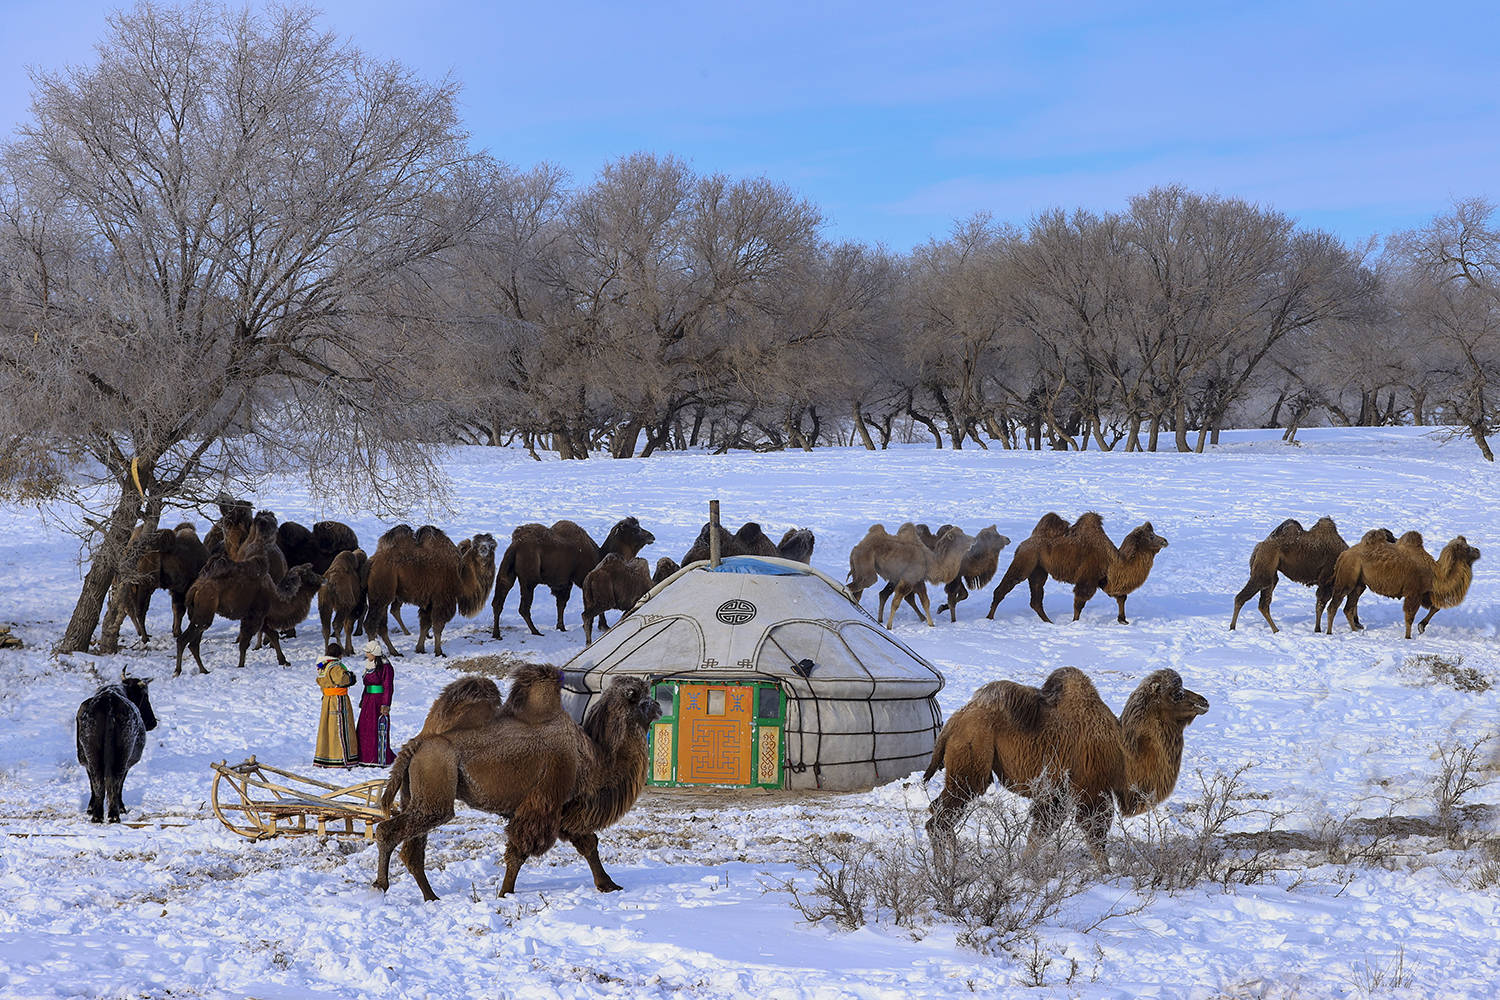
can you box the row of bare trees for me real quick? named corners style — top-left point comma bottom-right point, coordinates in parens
top-left (0, 3), bottom-right (1497, 651)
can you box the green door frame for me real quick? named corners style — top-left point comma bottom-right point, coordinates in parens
top-left (648, 679), bottom-right (786, 789)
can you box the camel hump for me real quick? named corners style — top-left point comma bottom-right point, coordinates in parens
top-left (1268, 518), bottom-right (1304, 541)
top-left (1032, 512), bottom-right (1069, 537)
top-left (415, 524), bottom-right (453, 547)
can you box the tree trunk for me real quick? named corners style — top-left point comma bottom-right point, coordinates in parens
top-left (610, 419), bottom-right (643, 459)
top-left (852, 402), bottom-right (877, 450)
top-left (59, 486), bottom-right (145, 654)
top-left (1125, 413), bottom-right (1143, 452)
top-left (907, 405), bottom-right (943, 448)
top-left (1147, 413), bottom-right (1161, 452)
top-left (1174, 396), bottom-right (1191, 452)
top-left (1470, 423), bottom-right (1495, 462)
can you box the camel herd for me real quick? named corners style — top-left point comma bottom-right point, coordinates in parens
top-left (122, 499), bottom-right (1481, 678)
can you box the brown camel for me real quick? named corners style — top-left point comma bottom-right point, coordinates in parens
top-left (923, 667), bottom-right (1209, 867)
top-left (124, 522), bottom-right (208, 643)
top-left (365, 526), bottom-right (497, 657)
top-left (242, 510), bottom-right (288, 583)
top-left (776, 528), bottom-right (817, 564)
top-left (371, 524), bottom-right (417, 636)
top-left (652, 556), bottom-right (681, 584)
top-left (930, 525), bottom-right (1012, 622)
top-left (373, 670), bottom-right (661, 901)
top-left (847, 523), bottom-right (948, 628)
top-left (680, 521), bottom-right (779, 565)
top-left (492, 517), bottom-right (655, 637)
top-left (202, 497), bottom-right (253, 558)
top-left (317, 548), bottom-right (368, 651)
top-left (278, 520), bottom-right (360, 575)
top-left (581, 554), bottom-right (653, 644)
top-left (175, 557), bottom-right (323, 674)
top-left (1326, 531), bottom-right (1481, 638)
top-left (1229, 517), bottom-right (1351, 633)
top-left (987, 513), bottom-right (1168, 624)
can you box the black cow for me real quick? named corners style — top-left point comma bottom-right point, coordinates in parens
top-left (75, 674), bottom-right (157, 823)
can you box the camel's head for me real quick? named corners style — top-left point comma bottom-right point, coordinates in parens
top-left (1124, 521), bottom-right (1169, 555)
top-left (1125, 669), bottom-right (1209, 730)
top-left (470, 533), bottom-right (498, 562)
top-left (973, 525), bottom-right (1010, 555)
top-left (1441, 535), bottom-right (1481, 568)
top-left (217, 496), bottom-right (252, 526)
top-left (291, 564), bottom-right (324, 589)
top-left (606, 517), bottom-right (655, 554)
top-left (585, 676), bottom-right (662, 745)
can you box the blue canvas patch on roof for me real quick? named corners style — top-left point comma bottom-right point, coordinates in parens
top-left (705, 556), bottom-right (808, 576)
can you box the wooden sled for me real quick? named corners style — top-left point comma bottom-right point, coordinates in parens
top-left (210, 756), bottom-right (389, 841)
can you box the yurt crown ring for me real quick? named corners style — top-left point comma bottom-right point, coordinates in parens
top-left (715, 599), bottom-right (758, 625)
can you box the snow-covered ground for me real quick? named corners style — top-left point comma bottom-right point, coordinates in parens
top-left (0, 427), bottom-right (1496, 999)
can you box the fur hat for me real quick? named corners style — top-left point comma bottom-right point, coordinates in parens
top-left (362, 640), bottom-right (383, 658)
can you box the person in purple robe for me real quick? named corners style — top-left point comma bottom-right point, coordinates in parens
top-left (356, 640), bottom-right (396, 766)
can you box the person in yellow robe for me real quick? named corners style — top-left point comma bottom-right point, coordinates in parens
top-left (314, 642), bottom-right (358, 767)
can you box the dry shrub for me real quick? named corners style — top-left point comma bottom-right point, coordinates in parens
top-left (1405, 653), bottom-right (1492, 692)
top-left (1433, 735), bottom-right (1495, 846)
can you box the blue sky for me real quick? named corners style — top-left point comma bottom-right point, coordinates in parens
top-left (2, 1), bottom-right (1496, 250)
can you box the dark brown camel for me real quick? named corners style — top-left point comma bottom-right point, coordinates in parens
top-left (317, 548), bottom-right (368, 651)
top-left (581, 554), bottom-right (653, 644)
top-left (365, 526), bottom-right (497, 657)
top-left (175, 557), bottom-right (323, 675)
top-left (124, 522), bottom-right (208, 643)
top-left (492, 517), bottom-right (655, 637)
top-left (924, 667), bottom-right (1209, 867)
top-left (202, 497), bottom-right (253, 558)
top-left (680, 521), bottom-right (778, 564)
top-left (278, 520), bottom-right (360, 575)
top-left (776, 528), bottom-right (817, 564)
top-left (373, 670), bottom-right (661, 901)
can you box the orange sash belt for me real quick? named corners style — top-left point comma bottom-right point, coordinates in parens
top-left (325, 687), bottom-right (349, 696)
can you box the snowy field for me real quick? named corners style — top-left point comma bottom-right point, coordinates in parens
top-left (0, 426), bottom-right (1497, 999)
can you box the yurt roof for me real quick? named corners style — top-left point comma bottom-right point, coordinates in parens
top-left (561, 555), bottom-right (944, 696)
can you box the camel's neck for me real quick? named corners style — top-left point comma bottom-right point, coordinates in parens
top-left (567, 732), bottom-right (650, 831)
top-left (1117, 721), bottom-right (1186, 817)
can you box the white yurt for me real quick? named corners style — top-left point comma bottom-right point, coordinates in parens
top-left (560, 555), bottom-right (945, 791)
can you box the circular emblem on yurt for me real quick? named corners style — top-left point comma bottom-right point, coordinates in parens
top-left (715, 599), bottom-right (757, 625)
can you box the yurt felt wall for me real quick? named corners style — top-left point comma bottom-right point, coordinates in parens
top-left (560, 556), bottom-right (945, 791)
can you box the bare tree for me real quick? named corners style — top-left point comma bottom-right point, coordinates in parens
top-left (0, 2), bottom-right (477, 652)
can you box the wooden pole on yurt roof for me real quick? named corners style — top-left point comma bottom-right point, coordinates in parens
top-left (709, 499), bottom-right (721, 567)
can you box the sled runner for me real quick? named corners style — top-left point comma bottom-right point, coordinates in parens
top-left (209, 756), bottom-right (388, 841)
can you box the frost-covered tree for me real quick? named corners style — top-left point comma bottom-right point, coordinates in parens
top-left (0, 2), bottom-right (477, 652)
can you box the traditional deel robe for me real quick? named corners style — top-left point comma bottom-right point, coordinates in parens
top-left (356, 658), bottom-right (395, 766)
top-left (314, 656), bottom-right (358, 767)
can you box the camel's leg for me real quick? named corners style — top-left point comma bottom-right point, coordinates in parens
top-left (885, 584), bottom-right (907, 629)
top-left (499, 844), bottom-right (528, 897)
top-left (517, 584), bottom-right (543, 636)
top-left (1027, 569), bottom-right (1053, 623)
top-left (1025, 793), bottom-right (1068, 858)
top-left (987, 563), bottom-right (1029, 619)
top-left (1343, 585), bottom-right (1366, 631)
top-left (877, 581), bottom-right (894, 624)
top-left (235, 618), bottom-right (259, 669)
top-left (1403, 594), bottom-right (1422, 638)
top-left (584, 612), bottom-right (595, 645)
top-left (263, 626), bottom-right (290, 667)
top-left (1416, 603), bottom-right (1440, 634)
top-left (553, 586), bottom-right (570, 631)
top-left (175, 621), bottom-right (209, 676)
top-left (942, 580), bottom-right (968, 622)
top-left (1115, 594), bottom-right (1130, 625)
top-left (415, 607), bottom-right (432, 654)
top-left (918, 587), bottom-right (934, 627)
top-left (1323, 589), bottom-right (1343, 634)
top-left (1313, 582), bottom-right (1333, 633)
top-left (491, 579), bottom-right (512, 638)
top-left (1076, 798), bottom-right (1114, 871)
top-left (320, 601), bottom-right (334, 649)
top-left (1071, 580), bottom-right (1099, 622)
top-left (598, 612), bottom-right (610, 630)
top-left (370, 603), bottom-right (404, 657)
top-left (127, 587), bottom-right (151, 644)
top-left (171, 592), bottom-right (187, 640)
top-left (402, 834), bottom-right (439, 902)
top-left (430, 614), bottom-right (449, 658)
top-left (567, 832), bottom-right (624, 893)
top-left (391, 602), bottom-right (411, 635)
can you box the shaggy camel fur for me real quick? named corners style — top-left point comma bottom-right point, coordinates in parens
top-left (278, 520), bottom-right (360, 575)
top-left (847, 523), bottom-right (949, 628)
top-left (1326, 531), bottom-right (1481, 638)
top-left (317, 548), bottom-right (368, 651)
top-left (923, 667), bottom-right (1209, 866)
top-left (202, 497), bottom-right (252, 558)
top-left (175, 558), bottom-right (323, 674)
top-left (493, 517), bottom-right (655, 637)
top-left (1229, 517), bottom-right (1350, 633)
top-left (581, 554), bottom-right (653, 644)
top-left (373, 670), bottom-right (661, 901)
top-left (125, 523), bottom-right (208, 643)
top-left (365, 526), bottom-right (497, 657)
top-left (680, 521), bottom-right (779, 565)
top-left (242, 510), bottom-right (288, 583)
top-left (987, 513), bottom-right (1168, 624)
top-left (931, 525), bottom-right (1012, 622)
top-left (652, 556), bottom-right (681, 585)
top-left (776, 528), bottom-right (817, 564)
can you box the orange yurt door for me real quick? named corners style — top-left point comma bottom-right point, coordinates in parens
top-left (675, 683), bottom-right (754, 785)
